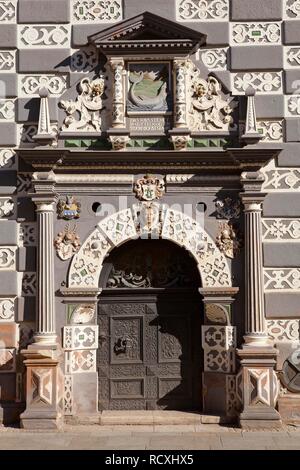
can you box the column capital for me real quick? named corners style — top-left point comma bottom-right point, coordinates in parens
top-left (108, 57), bottom-right (125, 69)
top-left (240, 171), bottom-right (266, 209)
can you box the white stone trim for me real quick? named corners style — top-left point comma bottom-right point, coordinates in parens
top-left (68, 206), bottom-right (232, 289)
top-left (176, 0), bottom-right (229, 22)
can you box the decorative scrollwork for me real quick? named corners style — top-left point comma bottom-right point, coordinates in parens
top-left (60, 76), bottom-right (105, 132)
top-left (188, 64), bottom-right (236, 131)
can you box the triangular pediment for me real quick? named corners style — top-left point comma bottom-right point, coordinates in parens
top-left (88, 11), bottom-right (206, 54)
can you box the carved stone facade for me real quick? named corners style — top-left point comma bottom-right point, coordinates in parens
top-left (0, 1), bottom-right (299, 431)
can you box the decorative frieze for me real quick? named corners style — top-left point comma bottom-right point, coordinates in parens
top-left (285, 47), bottom-right (300, 68)
top-left (200, 48), bottom-right (228, 71)
top-left (0, 298), bottom-right (15, 322)
top-left (286, 95), bottom-right (300, 116)
top-left (0, 348), bottom-right (16, 372)
top-left (71, 47), bottom-right (98, 73)
top-left (0, 149), bottom-right (15, 169)
top-left (232, 72), bottom-right (282, 95)
top-left (0, 198), bottom-right (14, 218)
top-left (18, 25), bottom-right (70, 48)
top-left (19, 75), bottom-right (67, 96)
top-left (19, 223), bottom-right (37, 247)
top-left (176, 0), bottom-right (229, 21)
top-left (0, 51), bottom-right (15, 71)
top-left (65, 350), bottom-right (97, 374)
top-left (231, 22), bottom-right (281, 45)
top-left (63, 325), bottom-right (98, 350)
top-left (264, 268), bottom-right (300, 291)
top-left (262, 161), bottom-right (300, 191)
top-left (22, 272), bottom-right (37, 296)
top-left (0, 247), bottom-right (16, 270)
top-left (284, 0), bottom-right (300, 19)
top-left (0, 1), bottom-right (16, 23)
top-left (72, 0), bottom-right (123, 23)
top-left (0, 100), bottom-right (15, 121)
top-left (262, 219), bottom-right (300, 241)
top-left (202, 325), bottom-right (236, 373)
top-left (267, 320), bottom-right (300, 342)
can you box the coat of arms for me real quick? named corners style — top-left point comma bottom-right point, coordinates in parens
top-left (54, 224), bottom-right (81, 261)
top-left (134, 175), bottom-right (165, 201)
top-left (57, 196), bottom-right (81, 220)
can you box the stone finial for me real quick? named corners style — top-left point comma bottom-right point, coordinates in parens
top-left (33, 87), bottom-right (56, 146)
top-left (241, 86), bottom-right (262, 145)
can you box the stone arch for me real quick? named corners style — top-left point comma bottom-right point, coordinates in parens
top-left (68, 205), bottom-right (232, 289)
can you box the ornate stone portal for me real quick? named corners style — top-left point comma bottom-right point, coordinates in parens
top-left (15, 11), bottom-right (285, 429)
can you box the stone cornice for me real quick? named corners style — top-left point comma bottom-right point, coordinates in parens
top-left (17, 147), bottom-right (281, 174)
top-left (88, 11), bottom-right (206, 57)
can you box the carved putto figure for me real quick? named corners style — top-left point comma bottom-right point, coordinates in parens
top-left (60, 76), bottom-right (105, 132)
top-left (57, 195), bottom-right (81, 220)
top-left (54, 224), bottom-right (81, 261)
top-left (188, 63), bottom-right (236, 132)
top-left (134, 174), bottom-right (165, 201)
top-left (216, 222), bottom-right (242, 259)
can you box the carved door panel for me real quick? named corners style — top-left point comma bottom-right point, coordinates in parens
top-left (98, 294), bottom-right (202, 411)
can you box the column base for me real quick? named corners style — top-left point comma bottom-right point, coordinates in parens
top-left (20, 411), bottom-right (63, 430)
top-left (33, 333), bottom-right (57, 346)
top-left (239, 408), bottom-right (282, 429)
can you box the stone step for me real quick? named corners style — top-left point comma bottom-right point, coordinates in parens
top-left (66, 411), bottom-right (233, 426)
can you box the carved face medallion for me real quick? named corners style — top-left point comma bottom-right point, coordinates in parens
top-left (134, 175), bottom-right (165, 201)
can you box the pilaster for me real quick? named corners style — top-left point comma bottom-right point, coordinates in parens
top-left (169, 58), bottom-right (191, 150)
top-left (238, 172), bottom-right (282, 429)
top-left (107, 57), bottom-right (129, 150)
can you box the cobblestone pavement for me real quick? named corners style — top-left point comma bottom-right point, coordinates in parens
top-left (0, 424), bottom-right (300, 450)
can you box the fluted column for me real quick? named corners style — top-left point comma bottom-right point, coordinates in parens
top-left (241, 181), bottom-right (269, 346)
top-left (238, 172), bottom-right (281, 429)
top-left (34, 201), bottom-right (56, 345)
top-left (31, 172), bottom-right (58, 346)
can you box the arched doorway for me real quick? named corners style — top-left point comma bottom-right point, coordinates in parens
top-left (97, 239), bottom-right (203, 411)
